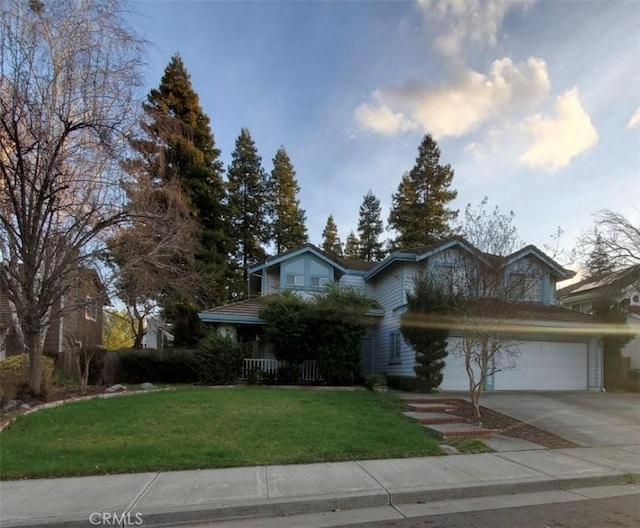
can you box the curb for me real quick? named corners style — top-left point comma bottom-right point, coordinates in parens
top-left (3, 472), bottom-right (636, 528)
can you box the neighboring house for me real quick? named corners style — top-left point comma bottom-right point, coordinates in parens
top-left (199, 240), bottom-right (604, 391)
top-left (1, 267), bottom-right (107, 359)
top-left (142, 316), bottom-right (174, 350)
top-left (557, 265), bottom-right (640, 370)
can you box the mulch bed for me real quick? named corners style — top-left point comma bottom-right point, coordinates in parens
top-left (450, 399), bottom-right (578, 449)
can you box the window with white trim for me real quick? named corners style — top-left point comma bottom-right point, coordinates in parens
top-left (285, 274), bottom-right (304, 286)
top-left (508, 274), bottom-right (541, 302)
top-left (389, 331), bottom-right (402, 363)
top-left (311, 276), bottom-right (330, 288)
top-left (85, 297), bottom-right (98, 321)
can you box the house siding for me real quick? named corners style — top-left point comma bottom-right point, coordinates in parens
top-left (588, 336), bottom-right (603, 390)
top-left (339, 273), bottom-right (366, 292)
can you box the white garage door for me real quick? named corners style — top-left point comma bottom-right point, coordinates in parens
top-left (441, 339), bottom-right (588, 391)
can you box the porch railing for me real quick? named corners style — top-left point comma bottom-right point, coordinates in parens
top-left (240, 358), bottom-right (322, 382)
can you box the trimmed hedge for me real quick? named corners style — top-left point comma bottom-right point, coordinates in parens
top-left (117, 349), bottom-right (198, 384)
top-left (385, 374), bottom-right (433, 393)
top-left (194, 332), bottom-right (245, 385)
top-left (0, 354), bottom-right (54, 402)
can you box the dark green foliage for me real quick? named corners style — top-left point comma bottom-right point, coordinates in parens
top-left (194, 332), bottom-right (246, 385)
top-left (364, 373), bottom-right (387, 391)
top-left (592, 297), bottom-right (635, 388)
top-left (385, 375), bottom-right (431, 393)
top-left (401, 275), bottom-right (453, 391)
top-left (321, 214), bottom-right (343, 257)
top-left (266, 147), bottom-right (308, 253)
top-left (345, 231), bottom-right (360, 260)
top-left (388, 134), bottom-right (458, 250)
top-left (227, 128), bottom-right (268, 297)
top-left (357, 190), bottom-right (385, 261)
top-left (260, 291), bottom-right (311, 365)
top-left (162, 301), bottom-right (206, 348)
top-left (586, 235), bottom-right (615, 278)
top-left (117, 349), bottom-right (198, 384)
top-left (277, 363), bottom-right (301, 384)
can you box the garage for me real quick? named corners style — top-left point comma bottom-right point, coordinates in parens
top-left (441, 338), bottom-right (589, 391)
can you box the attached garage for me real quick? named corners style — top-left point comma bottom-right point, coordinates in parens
top-left (441, 337), bottom-right (593, 391)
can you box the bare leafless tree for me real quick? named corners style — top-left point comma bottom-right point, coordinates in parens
top-left (0, 0), bottom-right (145, 393)
top-left (578, 209), bottom-right (640, 270)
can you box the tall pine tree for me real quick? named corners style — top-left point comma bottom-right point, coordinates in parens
top-left (388, 134), bottom-right (458, 250)
top-left (344, 231), bottom-right (360, 260)
top-left (586, 234), bottom-right (615, 277)
top-left (266, 147), bottom-right (308, 253)
top-left (128, 54), bottom-right (229, 346)
top-left (227, 128), bottom-right (268, 297)
top-left (321, 215), bottom-right (343, 258)
top-left (357, 190), bottom-right (385, 261)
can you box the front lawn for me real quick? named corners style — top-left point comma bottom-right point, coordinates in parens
top-left (0, 387), bottom-right (442, 479)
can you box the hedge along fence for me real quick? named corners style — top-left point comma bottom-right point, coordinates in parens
top-left (103, 347), bottom-right (199, 385)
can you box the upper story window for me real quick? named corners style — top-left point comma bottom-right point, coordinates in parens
top-left (311, 276), bottom-right (330, 288)
top-left (85, 297), bottom-right (98, 321)
top-left (285, 274), bottom-right (304, 287)
top-left (508, 274), bottom-right (541, 302)
top-left (571, 302), bottom-right (592, 314)
top-left (433, 264), bottom-right (467, 294)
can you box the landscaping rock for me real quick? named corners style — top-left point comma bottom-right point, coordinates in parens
top-left (105, 384), bottom-right (128, 393)
top-left (139, 382), bottom-right (156, 391)
top-left (19, 403), bottom-right (30, 410)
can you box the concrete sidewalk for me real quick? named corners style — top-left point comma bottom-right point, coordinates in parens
top-left (1, 445), bottom-right (639, 528)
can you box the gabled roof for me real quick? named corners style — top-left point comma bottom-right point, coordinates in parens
top-left (249, 243), bottom-right (376, 275)
top-left (198, 296), bottom-right (274, 324)
top-left (557, 265), bottom-right (640, 299)
top-left (502, 245), bottom-right (574, 279)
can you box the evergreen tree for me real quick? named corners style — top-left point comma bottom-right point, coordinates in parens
top-left (126, 54), bottom-right (229, 346)
top-left (321, 215), bottom-right (343, 258)
top-left (357, 190), bottom-right (385, 261)
top-left (586, 234), bottom-right (615, 277)
top-left (344, 231), bottom-right (360, 260)
top-left (401, 275), bottom-right (452, 391)
top-left (388, 134), bottom-right (458, 250)
top-left (266, 147), bottom-right (308, 253)
top-left (227, 128), bottom-right (268, 296)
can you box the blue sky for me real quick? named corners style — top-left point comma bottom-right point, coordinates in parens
top-left (132, 0), bottom-right (639, 266)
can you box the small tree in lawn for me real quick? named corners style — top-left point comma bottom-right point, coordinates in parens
top-left (401, 275), bottom-right (453, 391)
top-left (452, 198), bottom-right (528, 419)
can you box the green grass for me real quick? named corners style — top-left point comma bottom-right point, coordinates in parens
top-left (449, 439), bottom-right (494, 454)
top-left (0, 387), bottom-right (442, 480)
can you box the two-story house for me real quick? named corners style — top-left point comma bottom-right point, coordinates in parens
top-left (1, 267), bottom-right (107, 360)
top-left (199, 239), bottom-right (604, 391)
top-left (557, 265), bottom-right (640, 371)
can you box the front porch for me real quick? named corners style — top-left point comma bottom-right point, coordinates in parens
top-left (241, 358), bottom-right (322, 382)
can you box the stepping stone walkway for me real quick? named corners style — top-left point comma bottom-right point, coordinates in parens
top-left (398, 394), bottom-right (494, 440)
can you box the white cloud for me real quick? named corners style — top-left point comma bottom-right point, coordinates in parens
top-left (355, 57), bottom-right (550, 139)
top-left (416, 0), bottom-right (534, 57)
top-left (627, 106), bottom-right (640, 128)
top-left (520, 88), bottom-right (598, 173)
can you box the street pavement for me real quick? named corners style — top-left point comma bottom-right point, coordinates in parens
top-left (1, 445), bottom-right (638, 528)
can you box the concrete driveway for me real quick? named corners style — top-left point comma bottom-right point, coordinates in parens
top-left (479, 392), bottom-right (640, 447)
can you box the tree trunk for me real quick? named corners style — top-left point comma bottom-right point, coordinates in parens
top-left (27, 331), bottom-right (43, 395)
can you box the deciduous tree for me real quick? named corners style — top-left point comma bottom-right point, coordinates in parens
top-left (0, 0), bottom-right (145, 393)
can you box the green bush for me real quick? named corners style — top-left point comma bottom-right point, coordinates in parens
top-left (194, 332), bottom-right (246, 385)
top-left (117, 349), bottom-right (198, 384)
top-left (0, 354), bottom-right (54, 402)
top-left (277, 363), bottom-right (300, 385)
top-left (385, 374), bottom-right (431, 393)
top-left (364, 374), bottom-right (387, 391)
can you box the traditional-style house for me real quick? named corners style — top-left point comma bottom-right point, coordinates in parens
top-left (199, 240), bottom-right (604, 391)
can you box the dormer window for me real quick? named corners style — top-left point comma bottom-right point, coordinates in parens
top-left (508, 274), bottom-right (541, 302)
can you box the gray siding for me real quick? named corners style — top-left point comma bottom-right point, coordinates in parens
top-left (339, 273), bottom-right (366, 292)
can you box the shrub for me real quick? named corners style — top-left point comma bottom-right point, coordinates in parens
top-left (260, 291), bottom-right (311, 365)
top-left (118, 350), bottom-right (160, 383)
top-left (194, 332), bottom-right (246, 385)
top-left (277, 363), bottom-right (300, 385)
top-left (364, 374), bottom-right (387, 391)
top-left (117, 348), bottom-right (198, 384)
top-left (0, 355), bottom-right (54, 403)
top-left (385, 374), bottom-right (431, 393)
